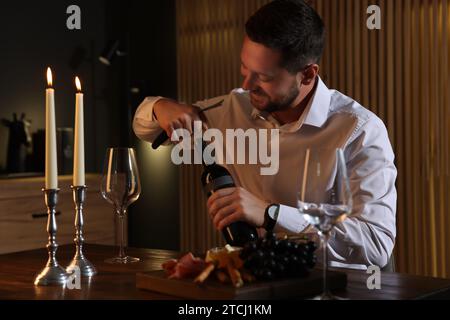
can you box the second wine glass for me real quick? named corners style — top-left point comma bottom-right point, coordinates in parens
top-left (298, 148), bottom-right (353, 300)
top-left (101, 147), bottom-right (141, 264)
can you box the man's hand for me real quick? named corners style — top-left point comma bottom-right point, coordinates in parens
top-left (207, 187), bottom-right (269, 231)
top-left (153, 99), bottom-right (207, 139)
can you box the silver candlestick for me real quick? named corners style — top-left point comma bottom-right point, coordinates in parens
top-left (66, 185), bottom-right (97, 277)
top-left (34, 188), bottom-right (69, 286)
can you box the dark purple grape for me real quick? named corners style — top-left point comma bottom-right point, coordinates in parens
top-left (256, 237), bottom-right (264, 248)
top-left (265, 232), bottom-right (276, 241)
top-left (246, 241), bottom-right (258, 251)
top-left (254, 268), bottom-right (264, 278)
top-left (244, 258), bottom-right (255, 269)
top-left (277, 240), bottom-right (288, 252)
top-left (247, 250), bottom-right (264, 268)
top-left (272, 239), bottom-right (280, 249)
top-left (306, 256), bottom-right (317, 268)
top-left (276, 255), bottom-right (290, 266)
top-left (261, 238), bottom-right (271, 250)
top-left (285, 241), bottom-right (294, 251)
top-left (296, 250), bottom-right (307, 260)
top-left (289, 255), bottom-right (299, 265)
top-left (264, 258), bottom-right (277, 270)
top-left (240, 241), bottom-right (257, 259)
top-left (298, 257), bottom-right (307, 267)
top-left (254, 250), bottom-right (266, 267)
top-left (306, 241), bottom-right (318, 253)
top-left (265, 250), bottom-right (276, 259)
top-left (255, 249), bottom-right (265, 259)
top-left (261, 268), bottom-right (274, 281)
top-left (273, 263), bottom-right (286, 276)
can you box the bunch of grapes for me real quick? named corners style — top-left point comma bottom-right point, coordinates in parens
top-left (239, 233), bottom-right (317, 281)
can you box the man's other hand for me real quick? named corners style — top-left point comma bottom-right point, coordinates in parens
top-left (207, 187), bottom-right (269, 230)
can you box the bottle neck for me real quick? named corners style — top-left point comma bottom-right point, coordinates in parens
top-left (201, 140), bottom-right (217, 170)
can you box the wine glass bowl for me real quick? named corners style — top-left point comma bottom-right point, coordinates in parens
top-left (299, 202), bottom-right (350, 234)
top-left (101, 147), bottom-right (141, 264)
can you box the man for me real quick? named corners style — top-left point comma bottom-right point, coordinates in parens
top-left (133, 0), bottom-right (397, 269)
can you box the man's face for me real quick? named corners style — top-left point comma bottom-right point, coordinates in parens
top-left (240, 36), bottom-right (300, 112)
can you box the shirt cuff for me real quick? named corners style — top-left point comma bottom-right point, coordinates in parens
top-left (135, 96), bottom-right (165, 122)
top-left (274, 204), bottom-right (309, 234)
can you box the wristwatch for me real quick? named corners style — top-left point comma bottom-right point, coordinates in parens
top-left (263, 204), bottom-right (280, 232)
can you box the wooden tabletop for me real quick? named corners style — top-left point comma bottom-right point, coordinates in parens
top-left (1, 244), bottom-right (449, 300)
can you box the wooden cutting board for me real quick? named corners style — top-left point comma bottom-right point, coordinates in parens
top-left (136, 269), bottom-right (347, 300)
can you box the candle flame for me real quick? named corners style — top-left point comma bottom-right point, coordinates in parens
top-left (75, 76), bottom-right (82, 92)
top-left (46, 67), bottom-right (53, 88)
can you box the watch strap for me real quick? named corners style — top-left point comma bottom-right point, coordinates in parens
top-left (264, 204), bottom-right (279, 232)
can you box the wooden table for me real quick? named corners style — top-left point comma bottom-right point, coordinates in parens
top-left (1, 244), bottom-right (449, 300)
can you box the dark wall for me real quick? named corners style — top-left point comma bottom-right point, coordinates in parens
top-left (0, 0), bottom-right (110, 174)
top-left (129, 0), bottom-right (179, 251)
top-left (105, 0), bottom-right (179, 250)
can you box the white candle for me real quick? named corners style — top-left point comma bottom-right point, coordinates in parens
top-left (73, 76), bottom-right (85, 186)
top-left (45, 68), bottom-right (58, 189)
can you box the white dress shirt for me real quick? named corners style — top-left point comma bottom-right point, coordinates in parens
top-left (133, 77), bottom-right (397, 269)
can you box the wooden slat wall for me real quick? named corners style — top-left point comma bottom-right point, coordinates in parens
top-left (176, 0), bottom-right (450, 278)
top-left (176, 0), bottom-right (272, 253)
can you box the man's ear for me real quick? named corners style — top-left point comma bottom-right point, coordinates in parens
top-left (297, 64), bottom-right (320, 86)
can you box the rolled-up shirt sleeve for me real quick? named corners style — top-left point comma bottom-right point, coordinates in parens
top-left (133, 95), bottom-right (227, 145)
top-left (328, 116), bottom-right (397, 269)
top-left (132, 96), bottom-right (167, 144)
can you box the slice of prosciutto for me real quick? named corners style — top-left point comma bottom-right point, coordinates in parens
top-left (162, 253), bottom-right (207, 279)
top-left (161, 259), bottom-right (178, 277)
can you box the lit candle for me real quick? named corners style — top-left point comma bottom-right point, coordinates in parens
top-left (73, 76), bottom-right (85, 186)
top-left (45, 68), bottom-right (58, 189)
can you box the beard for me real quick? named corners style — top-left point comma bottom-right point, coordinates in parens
top-left (250, 83), bottom-right (300, 113)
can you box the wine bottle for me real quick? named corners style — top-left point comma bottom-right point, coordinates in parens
top-left (200, 142), bottom-right (259, 247)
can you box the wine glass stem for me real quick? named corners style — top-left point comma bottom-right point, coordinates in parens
top-left (321, 231), bottom-right (330, 296)
top-left (119, 213), bottom-right (126, 259)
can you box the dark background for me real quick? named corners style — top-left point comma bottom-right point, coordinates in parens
top-left (0, 0), bottom-right (180, 250)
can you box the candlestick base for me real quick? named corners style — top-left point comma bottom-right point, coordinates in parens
top-left (34, 188), bottom-right (69, 286)
top-left (67, 254), bottom-right (97, 277)
top-left (34, 264), bottom-right (69, 286)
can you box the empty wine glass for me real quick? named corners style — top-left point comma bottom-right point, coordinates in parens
top-left (298, 148), bottom-right (353, 300)
top-left (101, 147), bottom-right (141, 263)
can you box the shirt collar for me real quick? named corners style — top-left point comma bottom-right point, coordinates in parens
top-left (251, 107), bottom-right (269, 121)
top-left (303, 76), bottom-right (331, 128)
top-left (250, 76), bottom-right (331, 130)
